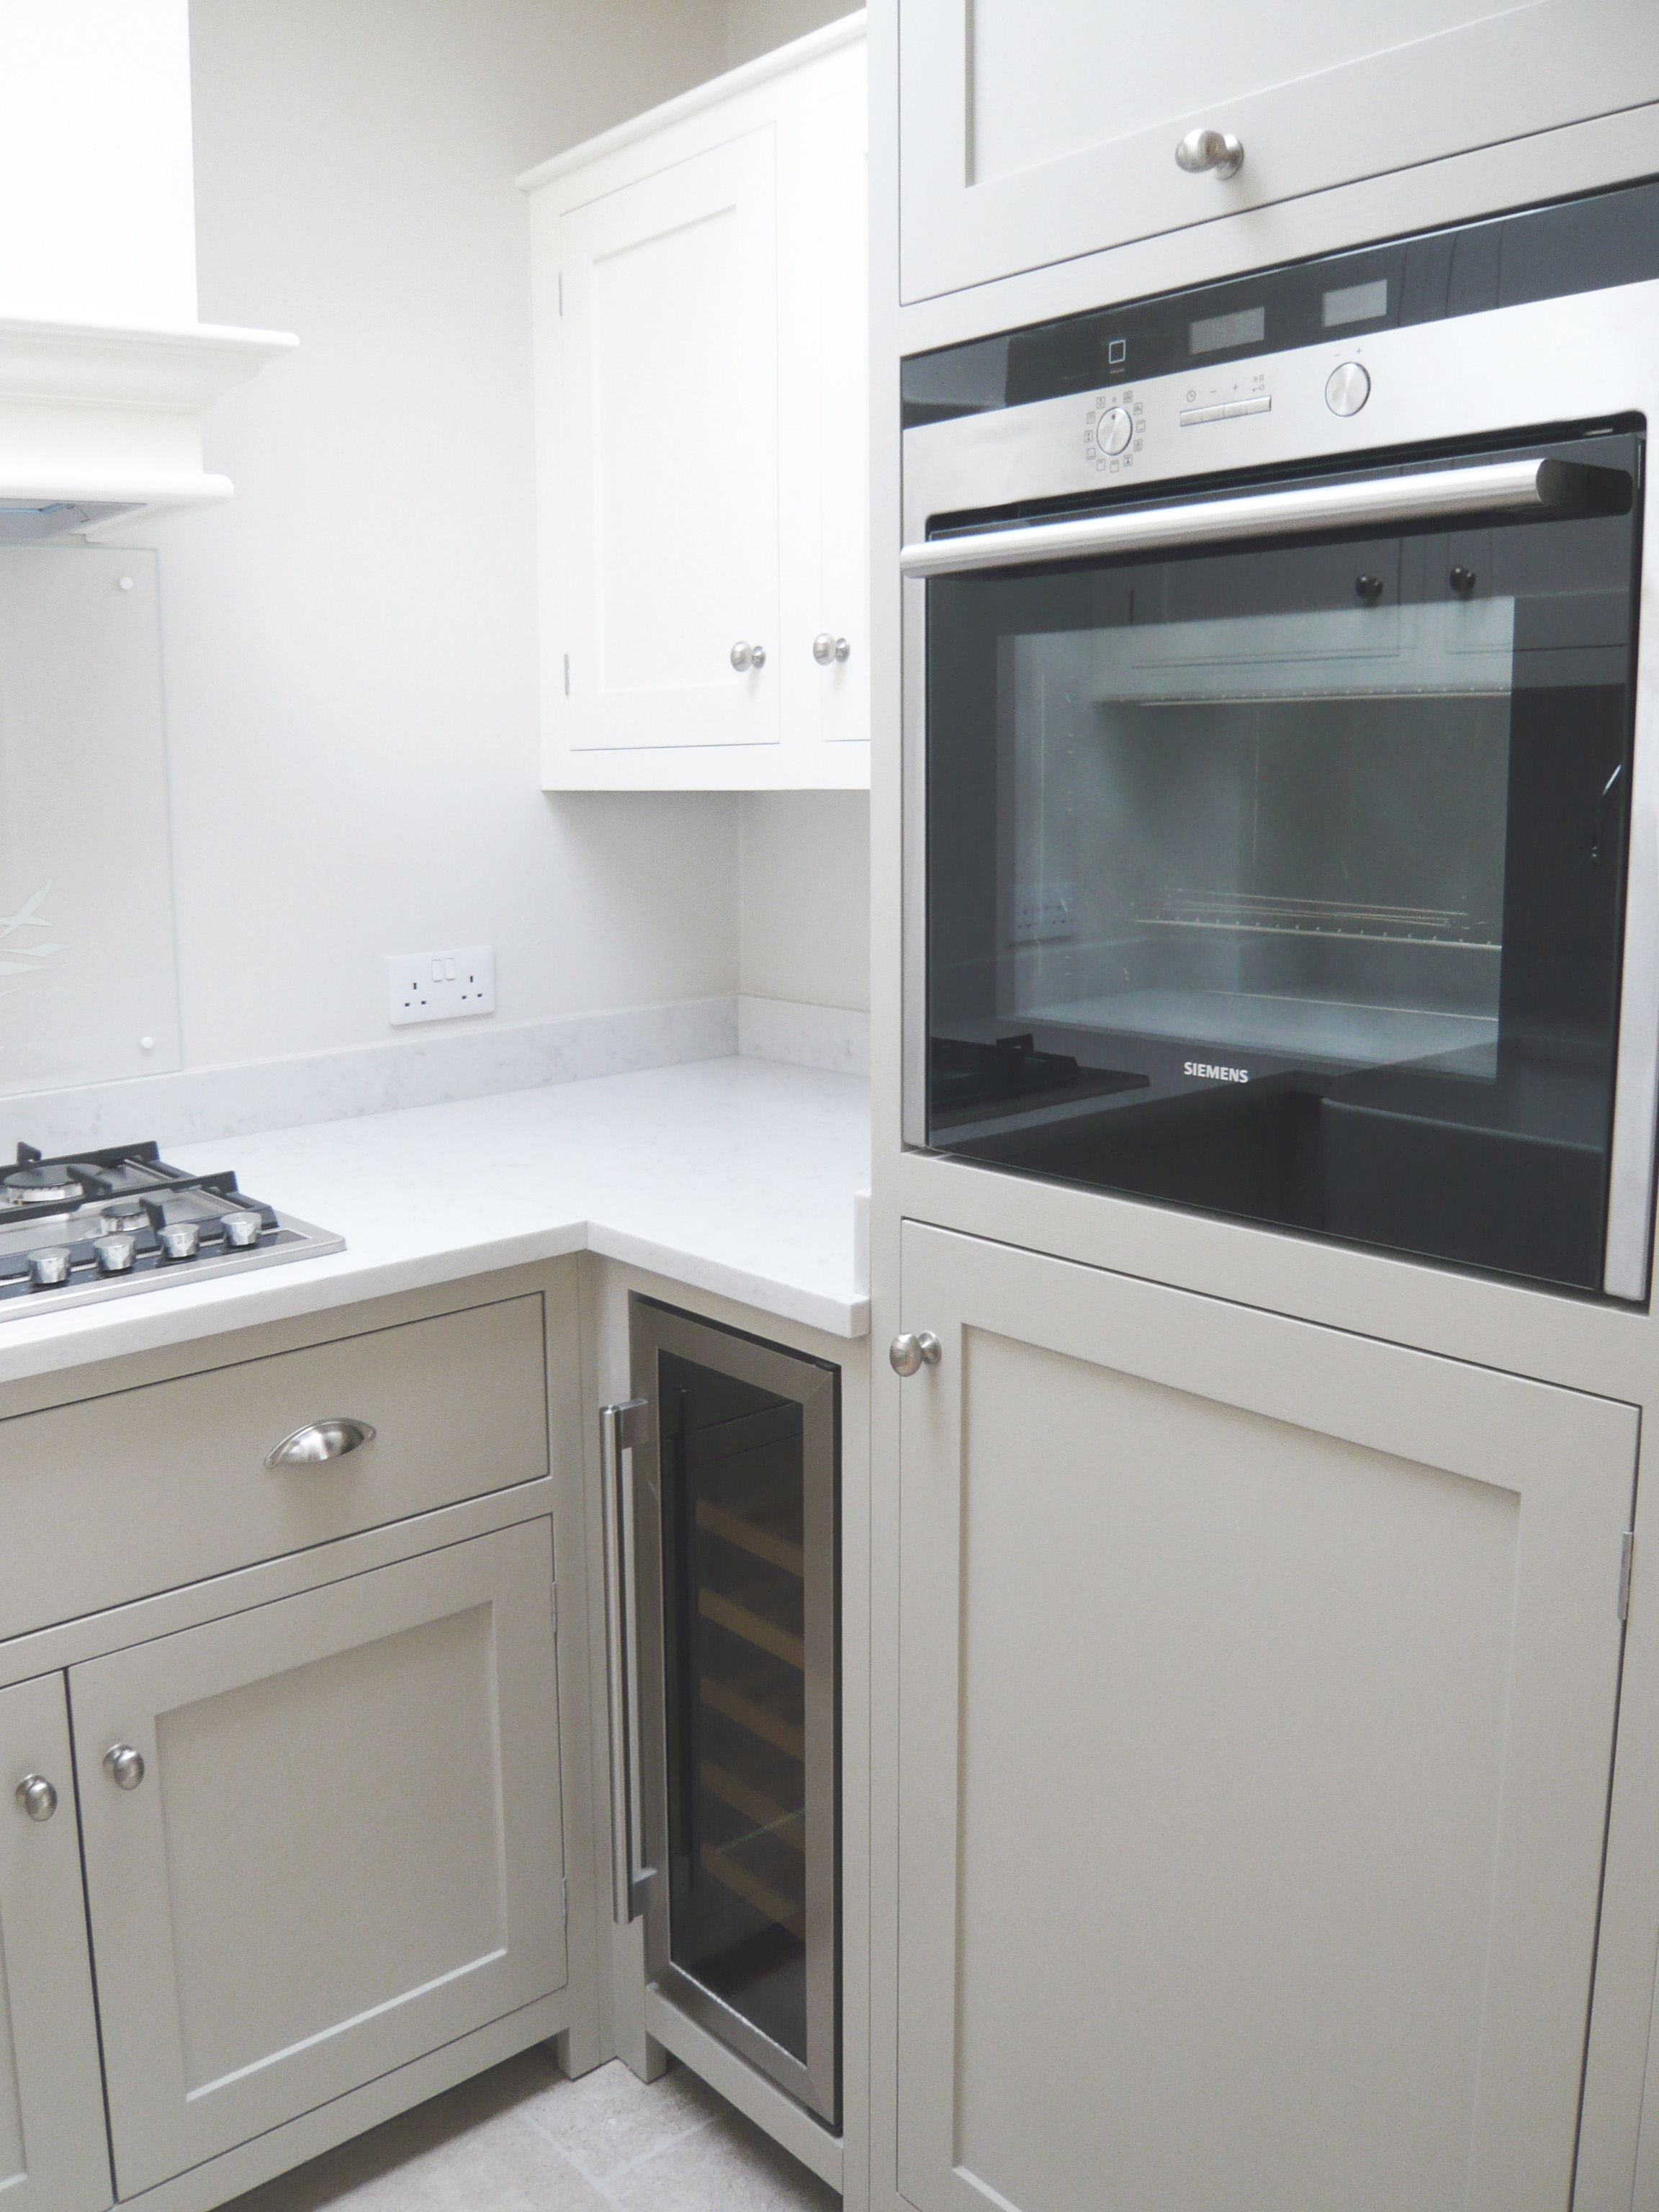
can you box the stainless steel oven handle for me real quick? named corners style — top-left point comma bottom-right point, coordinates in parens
top-left (599, 1395), bottom-right (652, 1925)
top-left (899, 457), bottom-right (1595, 579)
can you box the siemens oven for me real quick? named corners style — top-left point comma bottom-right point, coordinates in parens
top-left (902, 179), bottom-right (1659, 1300)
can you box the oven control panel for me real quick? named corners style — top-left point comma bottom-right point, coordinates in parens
top-left (1083, 390), bottom-right (1146, 476)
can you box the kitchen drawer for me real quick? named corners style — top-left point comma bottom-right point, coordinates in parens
top-left (0, 1293), bottom-right (549, 1640)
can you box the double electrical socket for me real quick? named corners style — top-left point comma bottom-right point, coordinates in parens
top-left (387, 945), bottom-right (495, 1026)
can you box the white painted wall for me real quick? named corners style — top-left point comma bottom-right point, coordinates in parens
top-left (727, 0), bottom-right (855, 68)
top-left (0, 0), bottom-right (198, 325)
top-left (148, 0), bottom-right (740, 1074)
top-left (741, 792), bottom-right (870, 1010)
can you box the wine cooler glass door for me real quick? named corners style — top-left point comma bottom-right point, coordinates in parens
top-left (630, 1300), bottom-right (840, 2127)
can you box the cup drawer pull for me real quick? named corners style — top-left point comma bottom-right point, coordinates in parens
top-left (265, 1417), bottom-right (377, 1468)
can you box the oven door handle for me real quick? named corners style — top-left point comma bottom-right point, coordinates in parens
top-left (899, 456), bottom-right (1605, 578)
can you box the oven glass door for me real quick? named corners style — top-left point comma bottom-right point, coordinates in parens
top-left (920, 431), bottom-right (1644, 1294)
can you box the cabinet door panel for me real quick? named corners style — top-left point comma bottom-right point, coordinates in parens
top-left (556, 130), bottom-right (780, 752)
top-left (0, 1673), bottom-right (110, 2212)
top-left (777, 73), bottom-right (868, 752)
top-left (74, 1522), bottom-right (565, 2198)
top-left (900, 0), bottom-right (1659, 300)
top-left (896, 1221), bottom-right (1636, 2212)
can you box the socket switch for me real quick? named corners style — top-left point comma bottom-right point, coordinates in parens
top-left (388, 945), bottom-right (495, 1026)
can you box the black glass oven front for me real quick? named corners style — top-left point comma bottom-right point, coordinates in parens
top-left (923, 431), bottom-right (1642, 1294)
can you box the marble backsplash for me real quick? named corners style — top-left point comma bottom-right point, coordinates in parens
top-left (0, 994), bottom-right (869, 1155)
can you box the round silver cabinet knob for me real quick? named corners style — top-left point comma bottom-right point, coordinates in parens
top-left (1325, 360), bottom-right (1371, 417)
top-left (730, 641), bottom-right (767, 672)
top-left (1175, 127), bottom-right (1244, 179)
top-left (889, 1330), bottom-right (943, 1377)
top-left (15, 1773), bottom-right (57, 1822)
top-left (221, 1208), bottom-right (263, 1250)
top-left (104, 1743), bottom-right (145, 1791)
top-left (158, 1221), bottom-right (199, 1262)
top-left (94, 1233), bottom-right (138, 1275)
top-left (812, 633), bottom-right (853, 665)
top-left (29, 1246), bottom-right (71, 1289)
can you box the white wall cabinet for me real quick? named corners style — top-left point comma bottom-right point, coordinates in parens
top-left (894, 1220), bottom-right (1637, 2212)
top-left (75, 1522), bottom-right (565, 2199)
top-left (524, 16), bottom-right (868, 789)
top-left (899, 0), bottom-right (1659, 303)
top-left (0, 1673), bottom-right (112, 2212)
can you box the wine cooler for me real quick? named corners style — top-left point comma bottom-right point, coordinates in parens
top-left (601, 1299), bottom-right (840, 2126)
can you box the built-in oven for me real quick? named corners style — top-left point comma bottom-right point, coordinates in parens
top-left (902, 179), bottom-right (1659, 1300)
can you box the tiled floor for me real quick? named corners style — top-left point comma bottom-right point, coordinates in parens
top-left (222, 2049), bottom-right (840, 2212)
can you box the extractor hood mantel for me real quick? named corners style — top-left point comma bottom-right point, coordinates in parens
top-left (0, 313), bottom-right (297, 541)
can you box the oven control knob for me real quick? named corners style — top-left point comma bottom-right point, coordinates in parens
top-left (1325, 361), bottom-right (1370, 417)
top-left (29, 1247), bottom-right (71, 1289)
top-left (1096, 405), bottom-right (1133, 457)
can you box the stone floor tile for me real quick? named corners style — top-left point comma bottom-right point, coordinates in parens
top-left (517, 2056), bottom-right (724, 2182)
top-left (606, 2104), bottom-right (837, 2212)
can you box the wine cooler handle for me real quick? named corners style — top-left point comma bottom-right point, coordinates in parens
top-left (600, 1395), bottom-right (652, 1925)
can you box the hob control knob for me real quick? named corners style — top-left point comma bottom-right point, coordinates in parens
top-left (221, 1209), bottom-right (263, 1250)
top-left (94, 1233), bottom-right (138, 1274)
top-left (1097, 405), bottom-right (1133, 457)
top-left (29, 1247), bottom-right (71, 1288)
top-left (158, 1222), bottom-right (199, 1262)
top-left (1325, 361), bottom-right (1371, 417)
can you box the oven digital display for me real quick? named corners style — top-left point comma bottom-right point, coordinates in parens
top-left (1323, 277), bottom-right (1389, 328)
top-left (1190, 305), bottom-right (1265, 355)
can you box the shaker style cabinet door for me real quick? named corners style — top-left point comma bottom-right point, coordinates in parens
top-left (552, 128), bottom-right (781, 757)
top-left (0, 1673), bottom-right (112, 2212)
top-left (895, 1222), bottom-right (1637, 2212)
top-left (899, 0), bottom-right (1659, 300)
top-left (73, 1522), bottom-right (566, 2200)
top-left (776, 70), bottom-right (869, 757)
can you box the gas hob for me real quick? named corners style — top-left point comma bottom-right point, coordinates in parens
top-left (0, 1140), bottom-right (343, 1318)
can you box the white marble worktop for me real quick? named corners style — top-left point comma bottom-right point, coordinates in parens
top-left (0, 1056), bottom-right (871, 1390)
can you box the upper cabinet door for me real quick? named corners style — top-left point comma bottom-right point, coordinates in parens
top-left (0, 1671), bottom-right (112, 2212)
top-left (777, 73), bottom-right (870, 752)
top-left (899, 0), bottom-right (1659, 300)
top-left (895, 1221), bottom-right (1637, 2212)
top-left (554, 129), bottom-right (781, 755)
top-left (73, 1523), bottom-right (565, 2200)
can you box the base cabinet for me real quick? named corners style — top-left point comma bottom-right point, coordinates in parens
top-left (895, 1221), bottom-right (1637, 2212)
top-left (0, 1673), bottom-right (112, 2212)
top-left (73, 1521), bottom-right (567, 2199)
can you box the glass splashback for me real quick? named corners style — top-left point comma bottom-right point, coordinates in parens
top-left (0, 546), bottom-right (181, 1100)
top-left (925, 432), bottom-right (1642, 1293)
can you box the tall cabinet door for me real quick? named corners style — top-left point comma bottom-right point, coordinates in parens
top-left (896, 1221), bottom-right (1637, 2212)
top-left (899, 0), bottom-right (1659, 302)
top-left (0, 1672), bottom-right (111, 2212)
top-left (554, 128), bottom-right (780, 757)
top-left (73, 1522), bottom-right (565, 2199)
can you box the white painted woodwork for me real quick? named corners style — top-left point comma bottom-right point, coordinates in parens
top-left (896, 1221), bottom-right (1637, 2212)
top-left (73, 1520), bottom-right (565, 2198)
top-left (555, 128), bottom-right (781, 755)
top-left (0, 1292), bottom-right (549, 1640)
top-left (0, 1673), bottom-right (112, 2212)
top-left (526, 19), bottom-right (870, 789)
top-left (899, 0), bottom-right (1659, 302)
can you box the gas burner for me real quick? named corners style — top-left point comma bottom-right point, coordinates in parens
top-left (1, 1160), bottom-right (98, 1207)
top-left (0, 1138), bottom-right (343, 1317)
